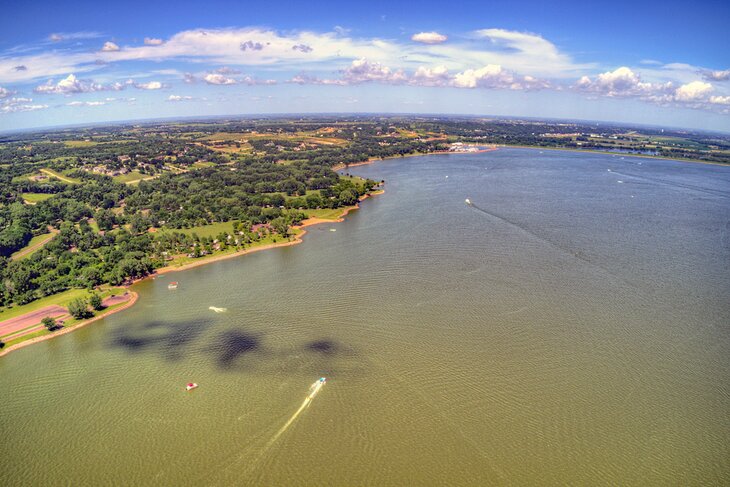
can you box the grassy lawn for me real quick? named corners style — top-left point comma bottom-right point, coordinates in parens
top-left (40, 168), bottom-right (81, 184)
top-left (10, 231), bottom-right (55, 260)
top-left (21, 192), bottom-right (54, 203)
top-left (0, 286), bottom-right (125, 322)
top-left (157, 221), bottom-right (235, 239)
top-left (112, 170), bottom-right (151, 184)
top-left (304, 208), bottom-right (348, 220)
top-left (64, 140), bottom-right (98, 148)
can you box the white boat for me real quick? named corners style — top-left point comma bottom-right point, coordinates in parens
top-left (465, 198), bottom-right (472, 205)
top-left (168, 282), bottom-right (178, 289)
top-left (186, 383), bottom-right (198, 391)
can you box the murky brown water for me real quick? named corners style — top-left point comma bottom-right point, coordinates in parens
top-left (2, 149), bottom-right (729, 485)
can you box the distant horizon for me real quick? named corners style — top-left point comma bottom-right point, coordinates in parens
top-left (2, 111), bottom-right (729, 138)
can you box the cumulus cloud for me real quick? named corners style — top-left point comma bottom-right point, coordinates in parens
top-left (292, 43), bottom-right (313, 53)
top-left (183, 72), bottom-right (196, 84)
top-left (451, 64), bottom-right (548, 90)
top-left (703, 69), bottom-right (730, 81)
top-left (144, 37), bottom-right (164, 46)
top-left (341, 58), bottom-right (407, 84)
top-left (411, 32), bottom-right (448, 44)
top-left (101, 41), bottom-right (120, 52)
top-left (674, 80), bottom-right (713, 102)
top-left (574, 66), bottom-right (728, 111)
top-left (34, 74), bottom-right (108, 94)
top-left (1, 97), bottom-right (48, 113)
top-left (204, 73), bottom-right (237, 85)
top-left (410, 65), bottom-right (451, 86)
top-left (0, 86), bottom-right (13, 98)
top-left (575, 67), bottom-right (673, 98)
top-left (167, 95), bottom-right (194, 102)
top-left (709, 95), bottom-right (730, 105)
top-left (134, 80), bottom-right (163, 90)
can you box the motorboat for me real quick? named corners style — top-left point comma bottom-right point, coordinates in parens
top-left (186, 383), bottom-right (198, 391)
top-left (168, 282), bottom-right (178, 289)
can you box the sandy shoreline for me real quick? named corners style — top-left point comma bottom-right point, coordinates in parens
top-left (0, 291), bottom-right (138, 358)
top-left (0, 190), bottom-right (383, 360)
top-left (150, 195), bottom-right (377, 277)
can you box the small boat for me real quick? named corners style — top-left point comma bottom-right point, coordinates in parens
top-left (168, 282), bottom-right (178, 289)
top-left (329, 228), bottom-right (337, 232)
top-left (186, 383), bottom-right (198, 391)
top-left (319, 377), bottom-right (327, 384)
top-left (465, 198), bottom-right (472, 205)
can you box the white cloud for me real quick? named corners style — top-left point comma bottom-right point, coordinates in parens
top-left (1, 97), bottom-right (48, 113)
top-left (134, 80), bottom-right (163, 90)
top-left (34, 73), bottom-right (111, 94)
top-left (49, 33), bottom-right (63, 42)
top-left (411, 65), bottom-right (451, 86)
top-left (674, 80), bottom-right (713, 102)
top-left (451, 64), bottom-right (548, 90)
top-left (167, 95), bottom-right (194, 102)
top-left (66, 100), bottom-right (106, 107)
top-left (101, 41), bottom-right (120, 52)
top-left (341, 58), bottom-right (407, 84)
top-left (204, 73), bottom-right (237, 85)
top-left (703, 69), bottom-right (730, 81)
top-left (144, 37), bottom-right (164, 46)
top-left (0, 86), bottom-right (14, 98)
top-left (574, 67), bottom-right (728, 112)
top-left (709, 95), bottom-right (730, 105)
top-left (1, 26), bottom-right (587, 85)
top-left (411, 32), bottom-right (448, 44)
top-left (575, 67), bottom-right (673, 97)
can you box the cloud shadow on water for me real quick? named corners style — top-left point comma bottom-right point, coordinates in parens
top-left (211, 329), bottom-right (265, 370)
top-left (109, 318), bottom-right (212, 361)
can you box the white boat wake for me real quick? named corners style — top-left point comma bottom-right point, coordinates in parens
top-left (266, 378), bottom-right (326, 448)
top-left (209, 306), bottom-right (227, 313)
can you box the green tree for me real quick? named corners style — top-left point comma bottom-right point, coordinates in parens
top-left (41, 316), bottom-right (57, 331)
top-left (68, 298), bottom-right (92, 319)
top-left (89, 293), bottom-right (103, 311)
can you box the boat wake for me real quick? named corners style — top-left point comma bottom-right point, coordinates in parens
top-left (465, 197), bottom-right (634, 287)
top-left (266, 378), bottom-right (326, 448)
top-left (209, 306), bottom-right (227, 313)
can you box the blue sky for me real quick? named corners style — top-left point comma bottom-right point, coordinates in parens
top-left (1, 0), bottom-right (729, 132)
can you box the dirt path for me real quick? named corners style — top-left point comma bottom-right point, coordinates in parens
top-left (40, 169), bottom-right (76, 184)
top-left (11, 227), bottom-right (59, 261)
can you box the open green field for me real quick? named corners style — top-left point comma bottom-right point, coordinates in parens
top-left (0, 286), bottom-right (125, 322)
top-left (64, 140), bottom-right (99, 148)
top-left (112, 170), bottom-right (155, 184)
top-left (304, 208), bottom-right (348, 220)
top-left (40, 168), bottom-right (81, 184)
top-left (10, 231), bottom-right (56, 260)
top-left (156, 221), bottom-right (235, 239)
top-left (21, 192), bottom-right (54, 203)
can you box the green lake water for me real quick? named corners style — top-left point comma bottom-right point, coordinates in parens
top-left (2, 149), bottom-right (729, 485)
